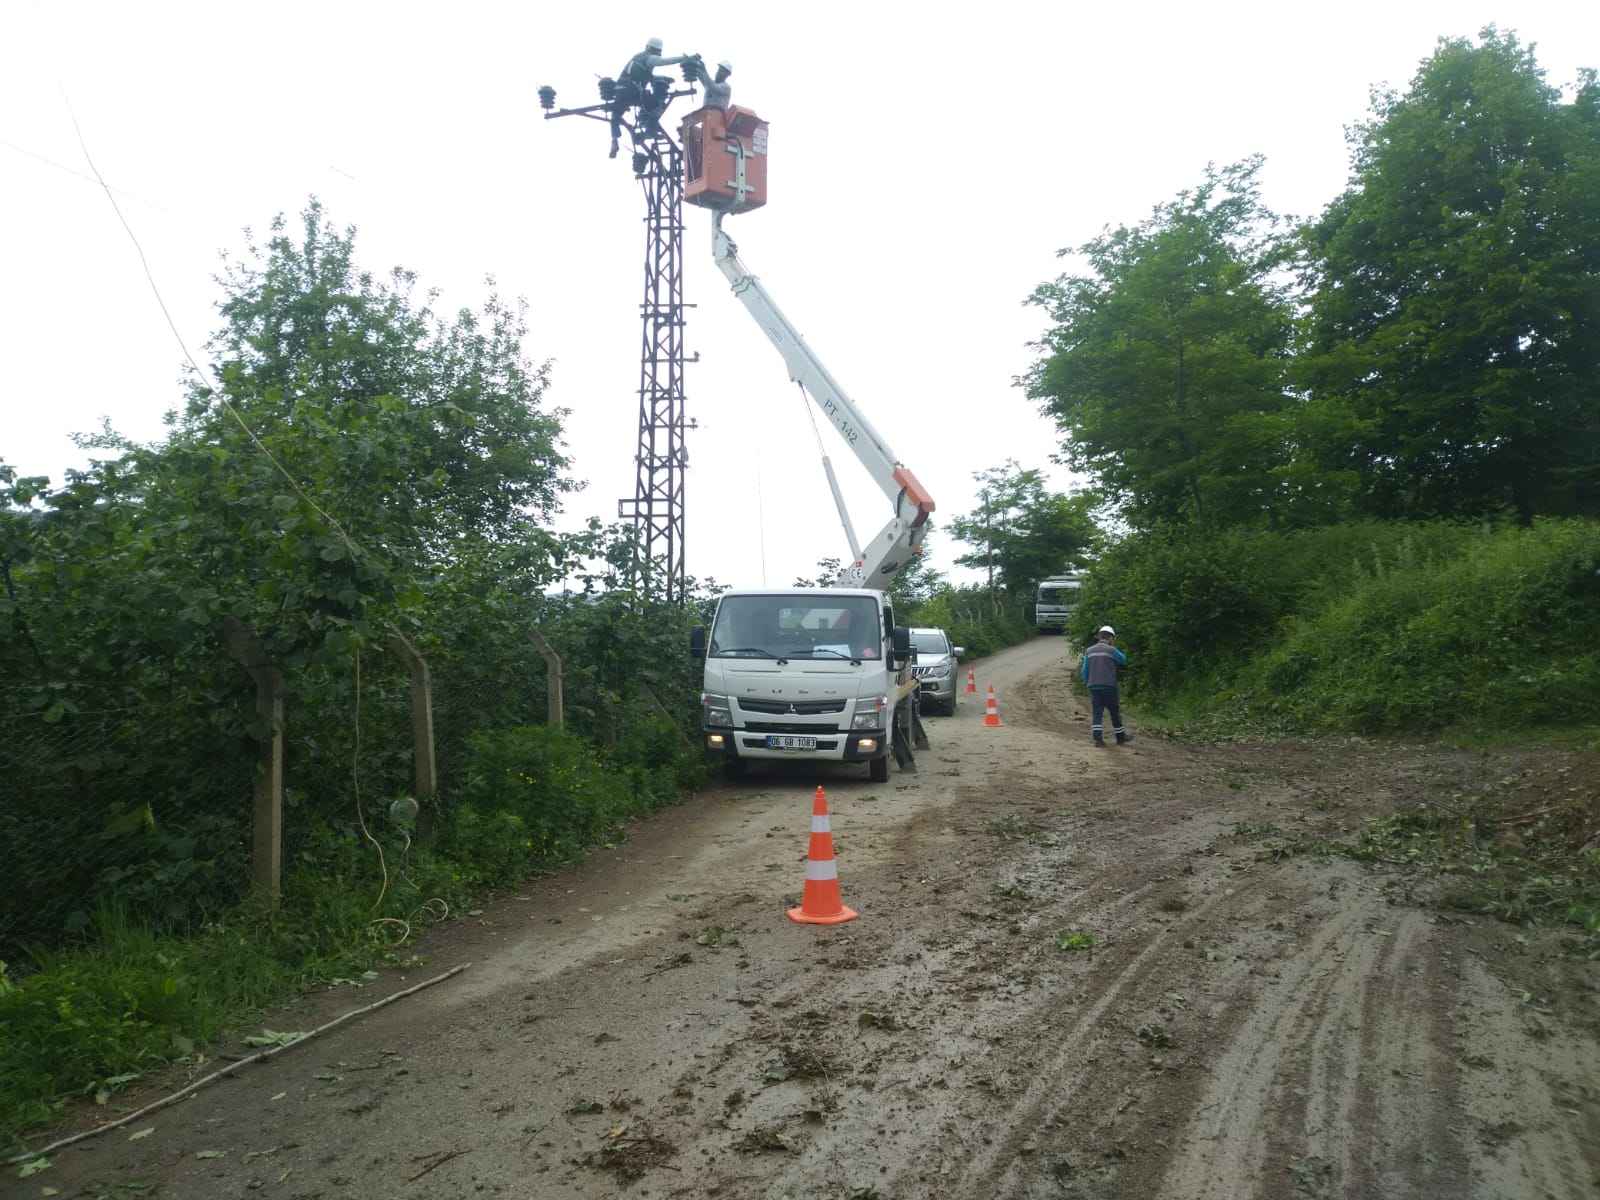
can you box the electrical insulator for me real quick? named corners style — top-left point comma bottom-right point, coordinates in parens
top-left (598, 77), bottom-right (617, 103)
top-left (537, 85), bottom-right (556, 111)
top-left (632, 152), bottom-right (649, 176)
top-left (651, 76), bottom-right (671, 101)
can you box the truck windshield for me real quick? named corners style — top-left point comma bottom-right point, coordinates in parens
top-left (910, 631), bottom-right (948, 655)
top-left (710, 595), bottom-right (882, 661)
top-left (1038, 585), bottom-right (1080, 605)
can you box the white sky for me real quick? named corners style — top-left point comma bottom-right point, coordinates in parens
top-left (3, 1), bottom-right (1596, 589)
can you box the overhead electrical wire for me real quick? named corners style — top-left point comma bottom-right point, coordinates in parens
top-left (59, 88), bottom-right (364, 564)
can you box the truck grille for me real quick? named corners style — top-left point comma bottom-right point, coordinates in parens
top-left (741, 721), bottom-right (843, 734)
top-left (737, 698), bottom-right (847, 715)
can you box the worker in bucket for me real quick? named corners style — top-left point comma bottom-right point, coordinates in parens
top-left (1080, 625), bottom-right (1132, 747)
top-left (691, 58), bottom-right (733, 111)
top-left (610, 37), bottom-right (695, 158)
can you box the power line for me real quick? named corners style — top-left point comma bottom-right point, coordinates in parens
top-left (59, 88), bottom-right (364, 562)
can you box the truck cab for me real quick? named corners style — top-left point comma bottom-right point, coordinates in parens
top-left (693, 589), bottom-right (913, 783)
top-left (1035, 574), bottom-right (1084, 632)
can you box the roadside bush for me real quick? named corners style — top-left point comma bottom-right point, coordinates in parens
top-left (1240, 519), bottom-right (1600, 731)
top-left (447, 724), bottom-right (660, 888)
top-left (1075, 518), bottom-right (1600, 734)
top-left (1068, 520), bottom-right (1484, 695)
top-left (908, 586), bottom-right (1035, 659)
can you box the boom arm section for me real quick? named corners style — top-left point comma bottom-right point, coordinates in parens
top-left (711, 213), bottom-right (934, 591)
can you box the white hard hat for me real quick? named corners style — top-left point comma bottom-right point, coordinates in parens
top-left (645, 36), bottom-right (664, 53)
top-left (1097, 625), bottom-right (1116, 636)
top-left (717, 59), bottom-right (733, 73)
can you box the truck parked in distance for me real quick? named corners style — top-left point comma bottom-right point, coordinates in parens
top-left (1035, 573), bottom-right (1084, 633)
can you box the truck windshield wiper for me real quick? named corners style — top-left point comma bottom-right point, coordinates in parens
top-left (713, 647), bottom-right (778, 657)
top-left (797, 648), bottom-right (862, 663)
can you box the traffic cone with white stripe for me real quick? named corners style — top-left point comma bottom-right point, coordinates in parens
top-left (787, 786), bottom-right (857, 925)
top-left (965, 668), bottom-right (978, 695)
top-left (983, 684), bottom-right (1003, 728)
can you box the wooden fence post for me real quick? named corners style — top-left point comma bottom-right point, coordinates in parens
top-left (388, 629), bottom-right (438, 840)
top-left (221, 617), bottom-right (284, 905)
top-left (529, 630), bottom-right (564, 731)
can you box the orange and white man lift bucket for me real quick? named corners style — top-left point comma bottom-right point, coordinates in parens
top-left (788, 786), bottom-right (857, 925)
top-left (983, 684), bottom-right (1003, 728)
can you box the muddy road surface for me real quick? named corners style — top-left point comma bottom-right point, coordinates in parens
top-left (27, 636), bottom-right (1600, 1199)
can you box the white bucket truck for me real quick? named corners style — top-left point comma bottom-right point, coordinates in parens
top-left (689, 201), bottom-right (935, 781)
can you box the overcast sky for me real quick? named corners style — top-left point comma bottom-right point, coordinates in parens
top-left (4, 1), bottom-right (1596, 590)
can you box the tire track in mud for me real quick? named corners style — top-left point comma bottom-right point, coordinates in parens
top-left (750, 760), bottom-right (1282, 1197)
top-left (1148, 893), bottom-right (1467, 1199)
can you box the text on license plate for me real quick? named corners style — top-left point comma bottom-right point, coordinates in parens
top-left (765, 735), bottom-right (817, 751)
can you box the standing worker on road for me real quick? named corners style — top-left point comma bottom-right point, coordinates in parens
top-left (1080, 625), bottom-right (1132, 747)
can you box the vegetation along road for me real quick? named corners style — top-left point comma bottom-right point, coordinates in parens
top-left (29, 636), bottom-right (1598, 1200)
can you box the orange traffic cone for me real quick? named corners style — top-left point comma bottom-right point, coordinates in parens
top-left (787, 786), bottom-right (858, 925)
top-left (965, 668), bottom-right (977, 695)
top-left (983, 684), bottom-right (1003, 727)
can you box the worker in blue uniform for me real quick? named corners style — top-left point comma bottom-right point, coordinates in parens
top-left (1080, 625), bottom-right (1132, 747)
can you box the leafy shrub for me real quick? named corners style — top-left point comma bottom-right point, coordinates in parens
top-left (447, 725), bottom-right (638, 887)
top-left (907, 586), bottom-right (1035, 659)
top-left (1068, 520), bottom-right (1485, 695)
top-left (1076, 517), bottom-right (1600, 734)
top-left (1241, 519), bottom-right (1600, 731)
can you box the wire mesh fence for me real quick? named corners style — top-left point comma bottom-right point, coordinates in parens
top-left (0, 641), bottom-right (563, 961)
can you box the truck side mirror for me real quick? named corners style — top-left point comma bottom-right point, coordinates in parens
top-left (689, 626), bottom-right (707, 658)
top-left (891, 625), bottom-right (911, 663)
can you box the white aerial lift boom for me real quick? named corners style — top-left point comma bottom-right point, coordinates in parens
top-left (682, 100), bottom-right (935, 775)
top-left (709, 211), bottom-right (936, 589)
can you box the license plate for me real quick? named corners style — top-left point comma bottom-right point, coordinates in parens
top-left (765, 735), bottom-right (817, 751)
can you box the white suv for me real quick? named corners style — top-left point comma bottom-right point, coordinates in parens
top-left (909, 627), bottom-right (963, 715)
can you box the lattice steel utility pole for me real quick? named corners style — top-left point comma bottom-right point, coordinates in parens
top-left (538, 73), bottom-right (696, 602)
top-left (619, 133), bottom-right (690, 600)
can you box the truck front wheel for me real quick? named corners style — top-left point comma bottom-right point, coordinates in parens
top-left (868, 751), bottom-right (889, 783)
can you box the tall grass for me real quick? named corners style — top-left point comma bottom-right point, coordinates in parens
top-left (1242, 520), bottom-right (1600, 730)
top-left (1075, 518), bottom-right (1600, 734)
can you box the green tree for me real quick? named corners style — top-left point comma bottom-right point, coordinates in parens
top-left (947, 461), bottom-right (1098, 594)
top-left (1023, 158), bottom-right (1315, 529)
top-left (886, 532), bottom-right (945, 611)
top-left (792, 556), bottom-right (845, 588)
top-left (1301, 28), bottom-right (1600, 522)
top-left (0, 202), bottom-right (578, 948)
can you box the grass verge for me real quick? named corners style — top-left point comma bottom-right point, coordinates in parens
top-left (0, 848), bottom-right (469, 1151)
top-left (1, 723), bottom-right (702, 1156)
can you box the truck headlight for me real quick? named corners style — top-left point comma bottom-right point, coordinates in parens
top-left (851, 695), bottom-right (888, 730)
top-left (702, 692), bottom-right (732, 728)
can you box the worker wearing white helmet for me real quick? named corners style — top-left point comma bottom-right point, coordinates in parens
top-left (694, 58), bottom-right (734, 111)
top-left (610, 37), bottom-right (695, 158)
top-left (1079, 625), bottom-right (1132, 747)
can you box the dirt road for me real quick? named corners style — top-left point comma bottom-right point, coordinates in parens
top-left (27, 636), bottom-right (1600, 1199)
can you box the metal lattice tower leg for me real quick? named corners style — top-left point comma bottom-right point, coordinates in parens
top-left (617, 135), bottom-right (690, 602)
